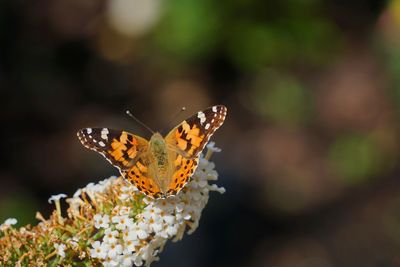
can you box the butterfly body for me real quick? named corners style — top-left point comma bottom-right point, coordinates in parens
top-left (149, 133), bottom-right (168, 168)
top-left (147, 132), bottom-right (177, 194)
top-left (77, 105), bottom-right (227, 199)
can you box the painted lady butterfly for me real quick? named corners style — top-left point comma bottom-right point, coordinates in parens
top-left (77, 105), bottom-right (227, 199)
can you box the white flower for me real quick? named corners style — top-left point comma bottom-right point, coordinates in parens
top-left (165, 224), bottom-right (178, 237)
top-left (141, 206), bottom-right (162, 221)
top-left (186, 187), bottom-right (203, 201)
top-left (176, 211), bottom-right (191, 221)
top-left (103, 228), bottom-right (119, 244)
top-left (93, 214), bottom-right (110, 229)
top-left (2, 218), bottom-right (17, 226)
top-left (132, 251), bottom-right (144, 266)
top-left (103, 256), bottom-right (120, 267)
top-left (73, 188), bottom-right (82, 198)
top-left (142, 215), bottom-right (162, 235)
top-left (108, 243), bottom-right (123, 258)
top-left (198, 158), bottom-right (216, 176)
top-left (90, 241), bottom-right (109, 259)
top-left (130, 221), bottom-right (149, 239)
top-left (208, 184), bottom-right (226, 194)
top-left (85, 177), bottom-right (117, 194)
top-left (85, 183), bottom-right (104, 194)
top-left (85, 182), bottom-right (95, 190)
top-left (162, 214), bottom-right (175, 225)
top-left (206, 141), bottom-right (221, 153)
top-left (48, 193), bottom-right (67, 204)
top-left (150, 221), bottom-right (164, 234)
top-left (123, 238), bottom-right (139, 254)
top-left (122, 228), bottom-right (136, 242)
top-left (154, 199), bottom-right (176, 213)
top-left (99, 176), bottom-right (117, 186)
top-left (54, 243), bottom-right (66, 258)
top-left (118, 185), bottom-right (134, 201)
top-left (137, 241), bottom-right (160, 266)
top-left (120, 252), bottom-right (134, 266)
top-left (112, 215), bottom-right (133, 230)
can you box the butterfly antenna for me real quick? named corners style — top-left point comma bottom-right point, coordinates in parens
top-left (126, 110), bottom-right (155, 134)
top-left (160, 107), bottom-right (186, 134)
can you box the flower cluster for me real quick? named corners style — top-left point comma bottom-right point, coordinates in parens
top-left (0, 142), bottom-right (225, 266)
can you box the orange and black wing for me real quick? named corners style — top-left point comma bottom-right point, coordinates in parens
top-left (163, 105), bottom-right (227, 196)
top-left (77, 128), bottom-right (164, 198)
top-left (164, 154), bottom-right (199, 197)
top-left (165, 105), bottom-right (227, 159)
top-left (121, 157), bottom-right (164, 198)
top-left (77, 128), bottom-right (148, 171)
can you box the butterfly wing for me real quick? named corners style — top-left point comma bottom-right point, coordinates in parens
top-left (77, 128), bottom-right (164, 198)
top-left (164, 154), bottom-right (199, 197)
top-left (163, 105), bottom-right (227, 196)
top-left (77, 128), bottom-right (149, 171)
top-left (165, 105), bottom-right (227, 158)
top-left (120, 157), bottom-right (164, 198)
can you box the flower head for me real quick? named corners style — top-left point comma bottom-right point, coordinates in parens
top-left (206, 141), bottom-right (222, 153)
top-left (2, 218), bottom-right (17, 226)
top-left (112, 215), bottom-right (133, 230)
top-left (94, 214), bottom-right (110, 229)
top-left (108, 243), bottom-right (123, 258)
top-left (48, 193), bottom-right (67, 204)
top-left (103, 228), bottom-right (119, 244)
top-left (90, 241), bottom-right (109, 259)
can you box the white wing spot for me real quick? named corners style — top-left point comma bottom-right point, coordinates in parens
top-left (197, 111), bottom-right (206, 124)
top-left (101, 128), bottom-right (109, 140)
top-left (86, 128), bottom-right (92, 134)
top-left (98, 141), bottom-right (106, 147)
top-left (205, 123), bottom-right (210, 130)
top-left (212, 106), bottom-right (217, 112)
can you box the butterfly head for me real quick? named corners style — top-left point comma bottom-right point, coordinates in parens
top-left (149, 132), bottom-right (163, 144)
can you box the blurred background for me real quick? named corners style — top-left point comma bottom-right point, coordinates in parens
top-left (2, 0), bottom-right (400, 266)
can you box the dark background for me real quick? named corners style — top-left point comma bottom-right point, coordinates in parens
top-left (2, 0), bottom-right (400, 266)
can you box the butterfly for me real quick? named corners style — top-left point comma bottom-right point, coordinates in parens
top-left (77, 105), bottom-right (227, 199)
